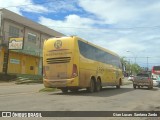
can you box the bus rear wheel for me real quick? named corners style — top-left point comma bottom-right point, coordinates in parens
top-left (70, 88), bottom-right (79, 92)
top-left (96, 79), bottom-right (101, 92)
top-left (148, 85), bottom-right (153, 90)
top-left (116, 79), bottom-right (121, 89)
top-left (133, 84), bottom-right (136, 89)
top-left (61, 88), bottom-right (68, 93)
top-left (87, 79), bottom-right (95, 93)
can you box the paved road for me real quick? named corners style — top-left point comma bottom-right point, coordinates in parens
top-left (0, 82), bottom-right (160, 120)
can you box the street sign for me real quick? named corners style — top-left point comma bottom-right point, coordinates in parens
top-left (10, 59), bottom-right (20, 64)
top-left (8, 37), bottom-right (24, 50)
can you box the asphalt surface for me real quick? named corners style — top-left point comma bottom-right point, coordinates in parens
top-left (0, 80), bottom-right (159, 120)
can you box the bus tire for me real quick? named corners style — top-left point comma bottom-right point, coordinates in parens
top-left (116, 85), bottom-right (120, 89)
top-left (96, 79), bottom-right (101, 92)
top-left (87, 79), bottom-right (95, 93)
top-left (116, 79), bottom-right (121, 89)
top-left (61, 88), bottom-right (68, 93)
top-left (148, 85), bottom-right (153, 90)
top-left (70, 88), bottom-right (79, 92)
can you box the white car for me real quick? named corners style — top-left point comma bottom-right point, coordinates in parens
top-left (152, 78), bottom-right (160, 87)
top-left (128, 75), bottom-right (134, 81)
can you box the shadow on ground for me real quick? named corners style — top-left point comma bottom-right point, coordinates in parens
top-left (134, 87), bottom-right (159, 91)
top-left (49, 86), bottom-right (135, 97)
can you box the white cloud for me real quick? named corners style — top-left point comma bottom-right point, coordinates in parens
top-left (39, 11), bottom-right (160, 68)
top-left (2, 0), bottom-right (160, 68)
top-left (46, 0), bottom-right (80, 13)
top-left (78, 0), bottom-right (139, 24)
top-left (77, 0), bottom-right (160, 67)
top-left (39, 15), bottom-right (145, 54)
top-left (78, 0), bottom-right (160, 27)
top-left (21, 4), bottom-right (49, 13)
top-left (0, 0), bottom-right (48, 15)
top-left (39, 14), bottom-right (98, 36)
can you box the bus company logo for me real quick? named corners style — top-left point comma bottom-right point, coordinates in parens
top-left (54, 40), bottom-right (62, 49)
top-left (2, 112), bottom-right (11, 117)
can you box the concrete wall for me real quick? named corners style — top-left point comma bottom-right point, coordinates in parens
top-left (0, 8), bottom-right (65, 75)
top-left (7, 51), bottom-right (39, 75)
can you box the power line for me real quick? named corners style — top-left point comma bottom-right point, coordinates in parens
top-left (123, 56), bottom-right (160, 59)
top-left (41, 25), bottom-right (160, 30)
top-left (106, 25), bottom-right (160, 30)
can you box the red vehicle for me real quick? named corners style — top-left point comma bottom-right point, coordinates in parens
top-left (151, 66), bottom-right (160, 79)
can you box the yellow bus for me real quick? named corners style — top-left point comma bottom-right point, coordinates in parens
top-left (43, 36), bottom-right (123, 93)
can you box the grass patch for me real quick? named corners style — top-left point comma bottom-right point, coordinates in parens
top-left (39, 87), bottom-right (57, 92)
top-left (15, 79), bottom-right (43, 84)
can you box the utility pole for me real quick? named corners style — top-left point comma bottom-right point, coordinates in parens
top-left (0, 11), bottom-right (9, 75)
top-left (147, 57), bottom-right (149, 71)
top-left (0, 11), bottom-right (2, 45)
top-left (128, 59), bottom-right (132, 75)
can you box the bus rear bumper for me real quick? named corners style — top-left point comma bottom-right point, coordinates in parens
top-left (43, 78), bottom-right (78, 88)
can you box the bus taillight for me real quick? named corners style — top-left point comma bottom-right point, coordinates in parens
top-left (71, 64), bottom-right (78, 78)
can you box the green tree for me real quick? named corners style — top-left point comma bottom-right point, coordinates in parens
top-left (120, 57), bottom-right (130, 76)
top-left (120, 57), bottom-right (142, 75)
top-left (131, 63), bottom-right (142, 75)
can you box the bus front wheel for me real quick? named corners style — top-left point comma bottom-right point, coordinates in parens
top-left (70, 88), bottom-right (79, 92)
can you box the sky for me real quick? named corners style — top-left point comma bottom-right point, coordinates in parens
top-left (1, 0), bottom-right (160, 69)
